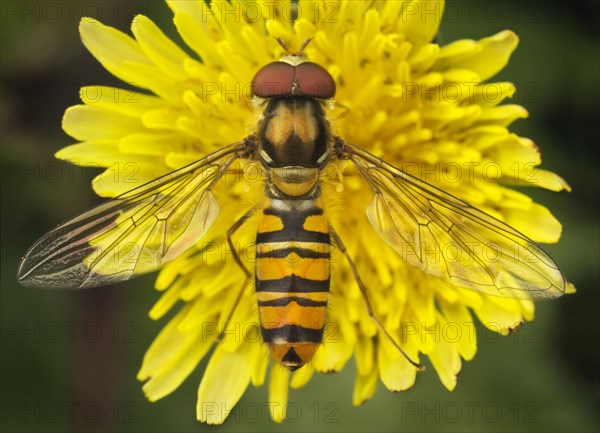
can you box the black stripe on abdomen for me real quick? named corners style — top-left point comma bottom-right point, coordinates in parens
top-left (256, 274), bottom-right (329, 292)
top-left (256, 230), bottom-right (329, 244)
top-left (261, 324), bottom-right (324, 343)
top-left (257, 203), bottom-right (330, 244)
top-left (257, 296), bottom-right (329, 307)
top-left (255, 247), bottom-right (330, 259)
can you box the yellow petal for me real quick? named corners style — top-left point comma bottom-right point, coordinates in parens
top-left (178, 297), bottom-right (221, 335)
top-left (453, 287), bottom-right (483, 309)
top-left (504, 203), bottom-right (563, 243)
top-left (79, 17), bottom-right (150, 71)
top-left (149, 283), bottom-right (181, 320)
top-left (473, 297), bottom-right (524, 336)
top-left (313, 338), bottom-right (353, 373)
top-left (484, 134), bottom-right (540, 168)
top-left (410, 286), bottom-right (436, 328)
top-left (218, 290), bottom-right (256, 353)
top-left (138, 307), bottom-right (192, 380)
top-left (352, 368), bottom-right (378, 406)
top-left (155, 260), bottom-right (183, 291)
top-left (166, 0), bottom-right (206, 20)
top-left (79, 86), bottom-right (165, 117)
top-left (377, 343), bottom-right (417, 392)
top-left (396, 0), bottom-right (444, 45)
top-left (436, 30), bottom-right (519, 82)
top-left (437, 38), bottom-right (478, 61)
top-left (354, 334), bottom-right (374, 376)
top-left (467, 82), bottom-right (516, 107)
top-left (142, 331), bottom-right (214, 401)
top-left (360, 9), bottom-right (382, 51)
top-left (62, 105), bottom-right (145, 141)
top-left (476, 105), bottom-right (528, 126)
top-left (251, 350), bottom-right (269, 386)
top-left (439, 301), bottom-right (477, 361)
top-left (290, 365), bottom-right (314, 389)
top-left (80, 17), bottom-right (182, 99)
top-left (55, 141), bottom-right (120, 166)
top-left (141, 107), bottom-right (183, 131)
top-left (116, 60), bottom-right (181, 101)
top-left (131, 15), bottom-right (189, 79)
top-left (196, 343), bottom-right (258, 424)
top-left (173, 11), bottom-right (221, 66)
top-left (408, 43), bottom-right (440, 73)
top-left (441, 68), bottom-right (481, 84)
top-left (519, 299), bottom-right (535, 322)
top-left (119, 133), bottom-right (187, 156)
top-left (428, 313), bottom-right (461, 390)
top-left (268, 366), bottom-right (290, 423)
top-left (91, 159), bottom-right (166, 197)
top-left (516, 169), bottom-right (571, 192)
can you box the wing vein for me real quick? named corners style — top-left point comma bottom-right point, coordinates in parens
top-left (340, 141), bottom-right (565, 300)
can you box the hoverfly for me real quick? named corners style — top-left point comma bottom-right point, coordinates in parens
top-left (17, 39), bottom-right (565, 371)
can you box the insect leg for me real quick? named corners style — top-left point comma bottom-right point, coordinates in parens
top-left (217, 208), bottom-right (256, 343)
top-left (329, 226), bottom-right (425, 371)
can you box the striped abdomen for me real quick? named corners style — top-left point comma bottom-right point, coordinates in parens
top-left (255, 195), bottom-right (330, 371)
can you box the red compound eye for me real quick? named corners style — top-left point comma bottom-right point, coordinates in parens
top-left (251, 61), bottom-right (337, 99)
top-left (251, 62), bottom-right (295, 98)
top-left (295, 62), bottom-right (336, 99)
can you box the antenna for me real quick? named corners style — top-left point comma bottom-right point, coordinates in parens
top-left (298, 38), bottom-right (312, 54)
top-left (275, 37), bottom-right (312, 55)
top-left (276, 37), bottom-right (289, 53)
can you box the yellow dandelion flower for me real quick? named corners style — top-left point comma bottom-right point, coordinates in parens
top-left (18, 0), bottom-right (574, 425)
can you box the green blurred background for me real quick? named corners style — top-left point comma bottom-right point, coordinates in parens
top-left (1, 1), bottom-right (598, 432)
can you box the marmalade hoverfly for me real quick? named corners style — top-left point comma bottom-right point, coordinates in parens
top-left (17, 39), bottom-right (565, 371)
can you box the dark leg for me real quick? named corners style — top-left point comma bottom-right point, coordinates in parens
top-left (217, 208), bottom-right (256, 342)
top-left (330, 226), bottom-right (425, 371)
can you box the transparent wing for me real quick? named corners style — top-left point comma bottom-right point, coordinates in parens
top-left (341, 141), bottom-right (565, 300)
top-left (18, 141), bottom-right (250, 289)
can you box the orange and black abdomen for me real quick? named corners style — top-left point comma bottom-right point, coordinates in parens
top-left (255, 195), bottom-right (330, 371)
